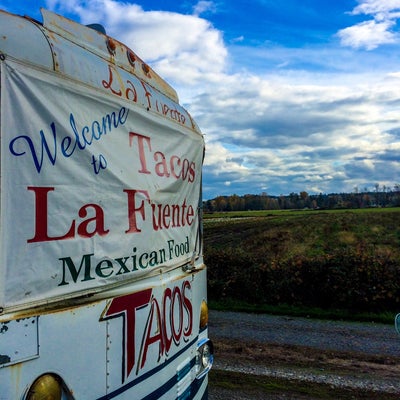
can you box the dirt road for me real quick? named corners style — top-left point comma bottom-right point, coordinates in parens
top-left (208, 310), bottom-right (400, 399)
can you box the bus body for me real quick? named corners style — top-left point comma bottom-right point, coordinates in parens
top-left (0, 8), bottom-right (212, 400)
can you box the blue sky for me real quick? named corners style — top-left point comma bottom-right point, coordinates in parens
top-left (1, 0), bottom-right (400, 199)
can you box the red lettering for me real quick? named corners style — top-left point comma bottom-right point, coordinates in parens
top-left (28, 186), bottom-right (75, 243)
top-left (162, 288), bottom-right (173, 354)
top-left (102, 65), bottom-right (123, 96)
top-left (170, 155), bottom-right (181, 179)
top-left (181, 159), bottom-right (190, 180)
top-left (140, 298), bottom-right (164, 369)
top-left (125, 80), bottom-right (138, 102)
top-left (151, 204), bottom-right (163, 231)
top-left (28, 187), bottom-right (110, 243)
top-left (101, 289), bottom-right (152, 381)
top-left (188, 162), bottom-right (195, 183)
top-left (129, 132), bottom-right (152, 174)
top-left (187, 204), bottom-right (194, 226)
top-left (124, 189), bottom-right (150, 233)
top-left (140, 81), bottom-right (152, 110)
top-left (154, 151), bottom-right (170, 177)
top-left (180, 200), bottom-right (187, 226)
top-left (151, 198), bottom-right (194, 230)
top-left (138, 281), bottom-right (193, 371)
top-left (77, 204), bottom-right (110, 238)
top-left (182, 280), bottom-right (193, 337)
top-left (171, 286), bottom-right (183, 344)
top-left (101, 67), bottom-right (189, 125)
top-left (102, 281), bottom-right (193, 379)
top-left (162, 204), bottom-right (170, 229)
top-left (127, 132), bottom-right (196, 183)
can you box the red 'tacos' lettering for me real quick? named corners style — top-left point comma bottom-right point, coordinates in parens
top-left (101, 289), bottom-right (152, 381)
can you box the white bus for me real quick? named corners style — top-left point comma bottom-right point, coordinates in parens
top-left (0, 8), bottom-right (212, 399)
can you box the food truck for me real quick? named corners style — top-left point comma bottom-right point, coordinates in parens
top-left (0, 8), bottom-right (212, 399)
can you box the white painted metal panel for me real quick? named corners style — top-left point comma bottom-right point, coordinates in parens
top-left (0, 10), bottom-right (53, 69)
top-left (0, 317), bottom-right (39, 367)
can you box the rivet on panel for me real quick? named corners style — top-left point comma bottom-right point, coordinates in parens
top-left (127, 49), bottom-right (136, 67)
top-left (142, 63), bottom-right (150, 76)
top-left (107, 37), bottom-right (117, 55)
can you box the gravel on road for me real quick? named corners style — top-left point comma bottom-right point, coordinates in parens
top-left (208, 310), bottom-right (400, 399)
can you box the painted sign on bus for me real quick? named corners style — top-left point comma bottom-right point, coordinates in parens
top-left (0, 8), bottom-right (212, 399)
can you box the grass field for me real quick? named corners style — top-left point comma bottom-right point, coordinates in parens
top-left (203, 208), bottom-right (400, 323)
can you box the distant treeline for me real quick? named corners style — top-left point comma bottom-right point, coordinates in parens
top-left (204, 187), bottom-right (400, 212)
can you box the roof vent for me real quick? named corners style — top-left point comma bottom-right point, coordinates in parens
top-left (86, 23), bottom-right (106, 35)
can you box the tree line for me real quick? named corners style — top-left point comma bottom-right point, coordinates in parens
top-left (203, 184), bottom-right (400, 212)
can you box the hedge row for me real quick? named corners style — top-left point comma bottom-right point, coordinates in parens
top-left (205, 247), bottom-right (400, 313)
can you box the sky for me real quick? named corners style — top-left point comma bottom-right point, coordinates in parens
top-left (1, 0), bottom-right (400, 199)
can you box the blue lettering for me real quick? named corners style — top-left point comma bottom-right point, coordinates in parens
top-left (9, 122), bottom-right (57, 173)
top-left (9, 107), bottom-right (129, 173)
top-left (61, 134), bottom-right (75, 157)
top-left (69, 114), bottom-right (86, 150)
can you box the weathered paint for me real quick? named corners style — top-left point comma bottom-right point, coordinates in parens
top-left (0, 318), bottom-right (39, 367)
top-left (0, 7), bottom-right (210, 400)
top-left (0, 269), bottom-right (208, 399)
top-left (40, 8), bottom-right (180, 103)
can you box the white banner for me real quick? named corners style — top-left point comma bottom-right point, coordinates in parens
top-left (0, 59), bottom-right (204, 311)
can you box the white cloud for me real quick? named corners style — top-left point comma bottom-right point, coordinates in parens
top-left (195, 70), bottom-right (400, 196)
top-left (43, 0), bottom-right (400, 197)
top-left (192, 1), bottom-right (217, 16)
top-left (338, 0), bottom-right (400, 50)
top-left (337, 19), bottom-right (396, 50)
top-left (231, 35), bottom-right (244, 43)
top-left (351, 0), bottom-right (400, 18)
top-left (46, 0), bottom-right (227, 86)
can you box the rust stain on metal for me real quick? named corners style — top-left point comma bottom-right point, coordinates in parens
top-left (127, 49), bottom-right (136, 68)
top-left (106, 37), bottom-right (117, 55)
top-left (142, 63), bottom-right (151, 77)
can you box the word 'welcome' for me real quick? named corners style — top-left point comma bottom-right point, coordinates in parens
top-left (8, 107), bottom-right (129, 173)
